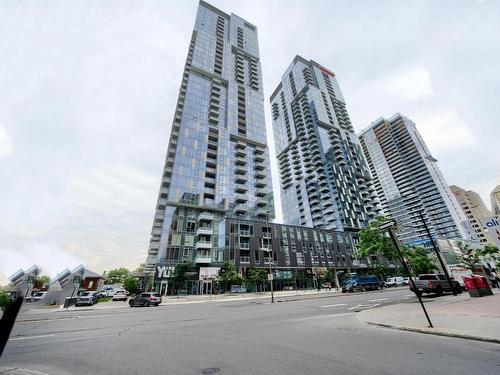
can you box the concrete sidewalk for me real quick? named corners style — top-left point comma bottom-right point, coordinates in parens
top-left (357, 291), bottom-right (500, 344)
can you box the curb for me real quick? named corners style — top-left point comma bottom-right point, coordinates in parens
top-left (366, 322), bottom-right (500, 345)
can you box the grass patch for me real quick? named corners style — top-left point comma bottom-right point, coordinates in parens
top-left (98, 297), bottom-right (112, 303)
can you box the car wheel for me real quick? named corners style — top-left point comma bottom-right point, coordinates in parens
top-left (129, 300), bottom-right (134, 307)
top-left (146, 302), bottom-right (151, 307)
top-left (361, 286), bottom-right (366, 292)
top-left (155, 303), bottom-right (159, 307)
top-left (436, 286), bottom-right (443, 296)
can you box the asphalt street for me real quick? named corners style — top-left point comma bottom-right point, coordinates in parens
top-left (2, 288), bottom-right (499, 375)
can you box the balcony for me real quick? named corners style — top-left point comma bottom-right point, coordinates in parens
top-left (239, 256), bottom-right (250, 263)
top-left (239, 242), bottom-right (250, 249)
top-left (195, 241), bottom-right (212, 250)
top-left (239, 229), bottom-right (251, 236)
top-left (256, 198), bottom-right (267, 207)
top-left (235, 165), bottom-right (247, 175)
top-left (235, 204), bottom-right (247, 214)
top-left (196, 227), bottom-right (213, 236)
top-left (198, 211), bottom-right (214, 222)
top-left (194, 255), bottom-right (212, 264)
top-left (255, 180), bottom-right (266, 188)
top-left (236, 175), bottom-right (248, 184)
top-left (255, 189), bottom-right (266, 197)
top-left (235, 184), bottom-right (248, 193)
top-left (235, 194), bottom-right (248, 203)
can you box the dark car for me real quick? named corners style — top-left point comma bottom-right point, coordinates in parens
top-left (129, 292), bottom-right (162, 307)
top-left (75, 292), bottom-right (98, 306)
top-left (342, 275), bottom-right (380, 293)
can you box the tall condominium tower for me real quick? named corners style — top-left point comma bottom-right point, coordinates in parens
top-left (359, 113), bottom-right (475, 244)
top-left (145, 1), bottom-right (273, 273)
top-left (491, 185), bottom-right (500, 215)
top-left (450, 185), bottom-right (496, 245)
top-left (270, 56), bottom-right (379, 232)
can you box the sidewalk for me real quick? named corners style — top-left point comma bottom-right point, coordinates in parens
top-left (357, 291), bottom-right (500, 344)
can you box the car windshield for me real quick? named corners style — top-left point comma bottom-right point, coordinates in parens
top-left (418, 275), bottom-right (438, 280)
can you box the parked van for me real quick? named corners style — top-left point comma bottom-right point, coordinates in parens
top-left (385, 277), bottom-right (405, 287)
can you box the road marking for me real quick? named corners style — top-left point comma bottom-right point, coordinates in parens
top-left (405, 294), bottom-right (414, 297)
top-left (368, 298), bottom-right (388, 302)
top-left (319, 303), bottom-right (347, 308)
top-left (347, 304), bottom-right (380, 310)
top-left (9, 334), bottom-right (56, 341)
top-left (291, 312), bottom-right (356, 321)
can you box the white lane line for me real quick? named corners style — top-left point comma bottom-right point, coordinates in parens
top-left (405, 294), bottom-right (414, 297)
top-left (368, 298), bottom-right (388, 302)
top-left (319, 303), bottom-right (347, 308)
top-left (10, 334), bottom-right (56, 341)
top-left (347, 303), bottom-right (380, 310)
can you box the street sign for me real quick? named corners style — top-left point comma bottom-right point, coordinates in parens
top-left (379, 220), bottom-right (397, 231)
top-left (267, 274), bottom-right (274, 281)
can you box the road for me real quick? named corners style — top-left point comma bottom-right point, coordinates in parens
top-left (2, 288), bottom-right (499, 374)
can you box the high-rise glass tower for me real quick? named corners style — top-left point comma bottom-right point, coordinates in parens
top-left (359, 113), bottom-right (475, 244)
top-left (145, 1), bottom-right (273, 273)
top-left (270, 56), bottom-right (379, 232)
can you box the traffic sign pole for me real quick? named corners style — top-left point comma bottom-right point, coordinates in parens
top-left (379, 220), bottom-right (433, 328)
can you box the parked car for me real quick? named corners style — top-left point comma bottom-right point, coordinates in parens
top-left (75, 292), bottom-right (98, 306)
top-left (402, 277), bottom-right (410, 286)
top-left (26, 291), bottom-right (47, 302)
top-left (93, 291), bottom-right (106, 299)
top-left (410, 274), bottom-right (462, 296)
top-left (129, 292), bottom-right (161, 307)
top-left (385, 277), bottom-right (405, 287)
top-left (342, 275), bottom-right (380, 292)
top-left (112, 292), bottom-right (128, 301)
top-left (230, 285), bottom-right (246, 293)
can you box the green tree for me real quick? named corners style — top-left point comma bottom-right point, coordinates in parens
top-left (172, 262), bottom-right (193, 290)
top-left (220, 261), bottom-right (242, 292)
top-left (457, 242), bottom-right (480, 272)
top-left (373, 264), bottom-right (392, 281)
top-left (248, 268), bottom-right (268, 291)
top-left (358, 217), bottom-right (398, 261)
top-left (105, 268), bottom-right (130, 284)
top-left (38, 275), bottom-right (50, 287)
top-left (403, 246), bottom-right (436, 275)
top-left (123, 275), bottom-right (140, 295)
top-left (0, 290), bottom-right (11, 312)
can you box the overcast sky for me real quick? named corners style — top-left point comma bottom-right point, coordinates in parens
top-left (1, 0), bottom-right (499, 284)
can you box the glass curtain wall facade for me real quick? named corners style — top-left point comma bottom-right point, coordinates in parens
top-left (270, 56), bottom-right (379, 232)
top-left (359, 113), bottom-right (475, 244)
top-left (145, 1), bottom-right (273, 274)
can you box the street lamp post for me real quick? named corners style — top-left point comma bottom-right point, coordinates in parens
top-left (266, 211), bottom-right (275, 303)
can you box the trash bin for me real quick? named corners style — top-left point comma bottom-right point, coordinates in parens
top-left (473, 275), bottom-right (494, 296)
top-left (463, 276), bottom-right (481, 297)
top-left (63, 297), bottom-right (77, 308)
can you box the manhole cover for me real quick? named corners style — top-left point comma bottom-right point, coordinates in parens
top-left (202, 368), bottom-right (220, 374)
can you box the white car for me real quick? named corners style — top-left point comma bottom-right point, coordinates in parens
top-left (112, 292), bottom-right (128, 301)
top-left (386, 277), bottom-right (405, 287)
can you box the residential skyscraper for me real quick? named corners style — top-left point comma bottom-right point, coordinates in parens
top-left (145, 1), bottom-right (274, 274)
top-left (359, 113), bottom-right (475, 244)
top-left (450, 185), bottom-right (496, 245)
top-left (491, 185), bottom-right (500, 215)
top-left (270, 56), bottom-right (379, 232)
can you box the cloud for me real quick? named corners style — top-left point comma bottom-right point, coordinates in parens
top-left (0, 242), bottom-right (82, 285)
top-left (412, 109), bottom-right (477, 152)
top-left (386, 66), bottom-right (434, 100)
top-left (0, 125), bottom-right (13, 159)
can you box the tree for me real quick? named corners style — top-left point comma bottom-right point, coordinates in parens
top-left (123, 275), bottom-right (140, 295)
top-left (38, 275), bottom-right (50, 287)
top-left (457, 242), bottom-right (480, 272)
top-left (172, 262), bottom-right (193, 289)
top-left (220, 261), bottom-right (242, 292)
top-left (403, 246), bottom-right (436, 276)
top-left (0, 290), bottom-right (11, 312)
top-left (358, 217), bottom-right (398, 261)
top-left (105, 268), bottom-right (130, 284)
top-left (248, 268), bottom-right (268, 292)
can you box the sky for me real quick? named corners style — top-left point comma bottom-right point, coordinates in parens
top-left (1, 0), bottom-right (499, 284)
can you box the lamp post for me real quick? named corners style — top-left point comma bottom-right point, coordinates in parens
top-left (266, 211), bottom-right (275, 303)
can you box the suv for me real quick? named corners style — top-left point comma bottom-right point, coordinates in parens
top-left (342, 275), bottom-right (380, 292)
top-left (129, 292), bottom-right (161, 307)
top-left (75, 292), bottom-right (98, 306)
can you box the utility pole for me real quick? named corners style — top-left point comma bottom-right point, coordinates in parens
top-left (418, 211), bottom-right (456, 296)
top-left (380, 220), bottom-right (433, 328)
top-left (266, 211), bottom-right (275, 303)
